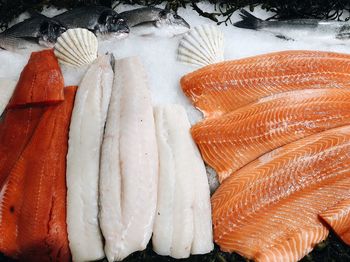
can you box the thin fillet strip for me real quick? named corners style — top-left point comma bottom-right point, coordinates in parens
top-left (0, 50), bottom-right (65, 194)
top-left (211, 125), bottom-right (350, 262)
top-left (0, 87), bottom-right (76, 261)
top-left (152, 105), bottom-right (213, 259)
top-left (319, 198), bottom-right (350, 245)
top-left (192, 88), bottom-right (350, 182)
top-left (181, 50), bottom-right (350, 118)
top-left (66, 55), bottom-right (113, 262)
top-left (7, 49), bottom-right (64, 108)
top-left (99, 57), bottom-right (158, 262)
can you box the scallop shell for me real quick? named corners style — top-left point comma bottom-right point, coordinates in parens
top-left (54, 28), bottom-right (98, 67)
top-left (177, 24), bottom-right (224, 67)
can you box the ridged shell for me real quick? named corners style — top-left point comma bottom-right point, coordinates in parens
top-left (177, 24), bottom-right (224, 67)
top-left (54, 28), bottom-right (98, 67)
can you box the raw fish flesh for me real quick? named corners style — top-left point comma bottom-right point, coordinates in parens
top-left (66, 55), bottom-right (113, 262)
top-left (0, 78), bottom-right (16, 115)
top-left (8, 49), bottom-right (64, 108)
top-left (152, 105), bottom-right (213, 258)
top-left (0, 49), bottom-right (65, 190)
top-left (192, 89), bottom-right (350, 182)
top-left (181, 50), bottom-right (350, 118)
top-left (99, 57), bottom-right (158, 261)
top-left (320, 199), bottom-right (350, 245)
top-left (0, 86), bottom-right (76, 261)
top-left (211, 125), bottom-right (350, 261)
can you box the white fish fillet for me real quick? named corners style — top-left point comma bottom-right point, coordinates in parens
top-left (0, 78), bottom-right (17, 115)
top-left (66, 55), bottom-right (113, 262)
top-left (99, 56), bottom-right (158, 262)
top-left (152, 105), bottom-right (213, 259)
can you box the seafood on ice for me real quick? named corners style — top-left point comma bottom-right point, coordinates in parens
top-left (181, 50), bottom-right (350, 118)
top-left (178, 24), bottom-right (224, 67)
top-left (192, 89), bottom-right (350, 182)
top-left (0, 78), bottom-right (16, 115)
top-left (211, 125), bottom-right (350, 261)
top-left (54, 28), bottom-right (98, 68)
top-left (152, 105), bottom-right (213, 258)
top-left (0, 50), bottom-right (73, 262)
top-left (66, 54), bottom-right (113, 261)
top-left (99, 56), bottom-right (158, 261)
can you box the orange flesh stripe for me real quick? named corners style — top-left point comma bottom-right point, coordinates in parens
top-left (7, 49), bottom-right (64, 109)
top-left (0, 49), bottom-right (65, 191)
top-left (0, 108), bottom-right (45, 189)
top-left (181, 50), bottom-right (350, 118)
top-left (0, 86), bottom-right (76, 261)
top-left (319, 199), bottom-right (350, 245)
top-left (211, 125), bottom-right (350, 262)
top-left (192, 88), bottom-right (350, 183)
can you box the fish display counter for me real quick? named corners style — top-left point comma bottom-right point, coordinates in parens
top-left (0, 1), bottom-right (349, 262)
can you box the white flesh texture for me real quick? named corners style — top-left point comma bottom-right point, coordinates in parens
top-left (152, 105), bottom-right (213, 259)
top-left (66, 55), bottom-right (113, 262)
top-left (0, 78), bottom-right (17, 115)
top-left (99, 56), bottom-right (158, 262)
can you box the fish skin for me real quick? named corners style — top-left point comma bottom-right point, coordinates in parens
top-left (99, 56), bottom-right (158, 261)
top-left (234, 10), bottom-right (350, 40)
top-left (54, 6), bottom-right (129, 37)
top-left (0, 49), bottom-right (64, 191)
top-left (192, 88), bottom-right (350, 183)
top-left (66, 55), bottom-right (113, 262)
top-left (152, 105), bottom-right (213, 258)
top-left (211, 125), bottom-right (350, 261)
top-left (0, 15), bottom-right (66, 51)
top-left (0, 86), bottom-right (76, 261)
top-left (181, 50), bottom-right (350, 118)
top-left (119, 7), bottom-right (190, 37)
top-left (319, 199), bottom-right (350, 245)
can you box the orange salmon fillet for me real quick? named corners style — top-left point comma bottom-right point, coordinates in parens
top-left (320, 199), bottom-right (350, 245)
top-left (7, 49), bottom-right (64, 108)
top-left (181, 50), bottom-right (350, 118)
top-left (0, 86), bottom-right (76, 261)
top-left (0, 49), bottom-right (65, 189)
top-left (192, 88), bottom-right (350, 182)
top-left (211, 125), bottom-right (350, 261)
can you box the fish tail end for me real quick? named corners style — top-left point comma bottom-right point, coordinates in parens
top-left (234, 9), bottom-right (262, 30)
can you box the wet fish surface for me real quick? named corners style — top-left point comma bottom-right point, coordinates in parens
top-left (192, 89), bottom-right (350, 182)
top-left (181, 50), bottom-right (350, 118)
top-left (152, 105), bottom-right (213, 258)
top-left (99, 56), bottom-right (158, 261)
top-left (234, 10), bottom-right (350, 40)
top-left (0, 14), bottom-right (66, 51)
top-left (119, 7), bottom-right (190, 37)
top-left (54, 6), bottom-right (129, 38)
top-left (211, 125), bottom-right (350, 261)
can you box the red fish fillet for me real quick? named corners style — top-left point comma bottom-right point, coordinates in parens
top-left (8, 49), bottom-right (64, 108)
top-left (0, 86), bottom-right (77, 261)
top-left (0, 49), bottom-right (65, 190)
top-left (319, 199), bottom-right (350, 245)
top-left (192, 88), bottom-right (350, 183)
top-left (181, 50), bottom-right (350, 118)
top-left (211, 125), bottom-right (350, 261)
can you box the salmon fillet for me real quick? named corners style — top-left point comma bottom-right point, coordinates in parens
top-left (7, 49), bottom-right (64, 109)
top-left (320, 199), bottom-right (350, 245)
top-left (0, 87), bottom-right (76, 261)
top-left (181, 50), bottom-right (350, 118)
top-left (211, 125), bottom-right (350, 261)
top-left (192, 88), bottom-right (350, 182)
top-left (0, 49), bottom-right (65, 190)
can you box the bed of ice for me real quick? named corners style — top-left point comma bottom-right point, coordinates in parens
top-left (1, 3), bottom-right (349, 190)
